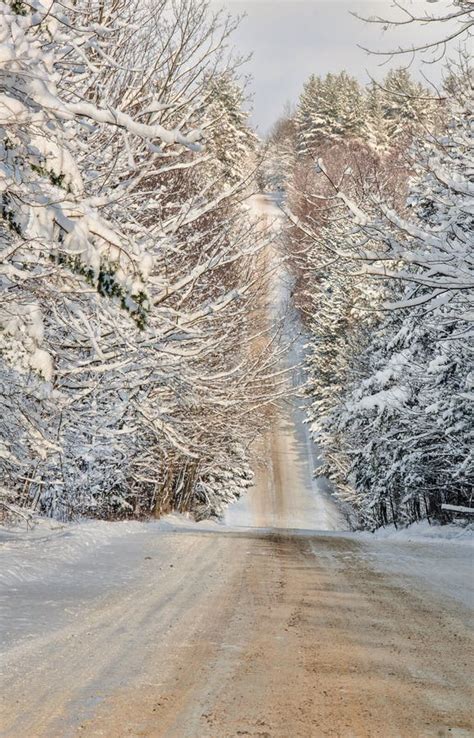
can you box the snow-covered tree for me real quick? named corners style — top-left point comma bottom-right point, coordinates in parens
top-left (337, 95), bottom-right (473, 323)
top-left (259, 108), bottom-right (297, 192)
top-left (364, 82), bottom-right (391, 152)
top-left (296, 75), bottom-right (324, 156)
top-left (0, 0), bottom-right (276, 521)
top-left (334, 301), bottom-right (473, 528)
top-left (381, 68), bottom-right (436, 140)
top-left (296, 72), bottom-right (365, 156)
top-left (286, 92), bottom-right (473, 528)
top-left (282, 0), bottom-right (473, 530)
top-left (203, 72), bottom-right (258, 185)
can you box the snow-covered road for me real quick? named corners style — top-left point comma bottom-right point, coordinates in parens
top-left (225, 194), bottom-right (347, 532)
top-left (0, 519), bottom-right (472, 737)
top-left (1, 196), bottom-right (472, 737)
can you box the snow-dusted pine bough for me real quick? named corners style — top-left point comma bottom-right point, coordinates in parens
top-left (0, 0), bottom-right (279, 522)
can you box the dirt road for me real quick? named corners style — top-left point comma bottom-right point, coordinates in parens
top-left (1, 526), bottom-right (472, 738)
top-left (1, 196), bottom-right (472, 737)
top-left (225, 194), bottom-right (347, 533)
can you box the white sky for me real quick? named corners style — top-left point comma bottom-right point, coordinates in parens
top-left (211, 1), bottom-right (452, 133)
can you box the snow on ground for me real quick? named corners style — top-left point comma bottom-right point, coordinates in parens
top-left (350, 521), bottom-right (474, 611)
top-left (358, 519), bottom-right (474, 545)
top-left (0, 514), bottom-right (219, 649)
top-left (1, 519), bottom-right (140, 647)
top-left (0, 518), bottom-right (142, 586)
top-left (2, 513), bottom-right (472, 654)
top-left (0, 512), bottom-right (224, 588)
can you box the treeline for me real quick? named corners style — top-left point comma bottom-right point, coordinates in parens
top-left (266, 58), bottom-right (473, 528)
top-left (0, 0), bottom-right (275, 522)
top-left (261, 68), bottom-right (438, 191)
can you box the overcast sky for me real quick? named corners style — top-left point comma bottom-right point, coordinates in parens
top-left (210, 1), bottom-right (449, 134)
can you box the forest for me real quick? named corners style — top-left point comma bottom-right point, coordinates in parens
top-left (264, 57), bottom-right (473, 529)
top-left (1, 0), bottom-right (280, 522)
top-left (2, 5), bottom-right (473, 736)
top-left (1, 0), bottom-right (472, 531)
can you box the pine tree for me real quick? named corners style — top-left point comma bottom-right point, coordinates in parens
top-left (203, 72), bottom-right (258, 186)
top-left (296, 74), bottom-right (323, 156)
top-left (331, 72), bottom-right (366, 139)
top-left (381, 68), bottom-right (435, 140)
top-left (364, 82), bottom-right (390, 152)
top-left (296, 72), bottom-right (366, 156)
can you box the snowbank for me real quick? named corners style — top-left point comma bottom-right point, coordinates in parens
top-left (0, 518), bottom-right (146, 588)
top-left (0, 513), bottom-right (226, 588)
top-left (353, 521), bottom-right (474, 611)
top-left (357, 520), bottom-right (474, 546)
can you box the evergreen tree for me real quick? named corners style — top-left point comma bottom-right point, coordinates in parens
top-left (296, 74), bottom-right (323, 156)
top-left (381, 68), bottom-right (435, 140)
top-left (204, 72), bottom-right (258, 186)
top-left (296, 72), bottom-right (366, 156)
top-left (364, 81), bottom-right (390, 152)
top-left (285, 84), bottom-right (472, 529)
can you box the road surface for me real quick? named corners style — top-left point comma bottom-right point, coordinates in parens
top-left (1, 522), bottom-right (472, 738)
top-left (0, 196), bottom-right (472, 738)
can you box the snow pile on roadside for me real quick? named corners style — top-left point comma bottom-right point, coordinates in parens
top-left (355, 523), bottom-right (474, 611)
top-left (0, 518), bottom-right (146, 587)
top-left (0, 512), bottom-right (226, 588)
top-left (358, 520), bottom-right (474, 545)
